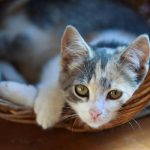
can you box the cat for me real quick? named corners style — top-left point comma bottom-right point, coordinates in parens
top-left (0, 25), bottom-right (149, 129)
top-left (0, 0), bottom-right (150, 129)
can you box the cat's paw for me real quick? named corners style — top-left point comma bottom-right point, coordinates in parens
top-left (35, 107), bottom-right (60, 129)
top-left (34, 90), bottom-right (64, 129)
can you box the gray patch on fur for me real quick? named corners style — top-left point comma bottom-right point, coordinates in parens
top-left (60, 38), bottom-right (149, 104)
top-left (100, 77), bottom-right (111, 90)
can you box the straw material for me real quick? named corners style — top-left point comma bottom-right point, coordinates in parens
top-left (0, 70), bottom-right (150, 132)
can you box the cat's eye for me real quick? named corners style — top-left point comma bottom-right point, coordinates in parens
top-left (107, 90), bottom-right (123, 100)
top-left (74, 84), bottom-right (89, 98)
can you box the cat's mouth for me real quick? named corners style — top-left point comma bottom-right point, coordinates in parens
top-left (76, 114), bottom-right (110, 129)
top-left (67, 101), bottom-right (118, 129)
top-left (78, 111), bottom-right (117, 129)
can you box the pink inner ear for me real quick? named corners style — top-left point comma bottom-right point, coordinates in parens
top-left (128, 34), bottom-right (150, 64)
top-left (61, 25), bottom-right (82, 52)
top-left (120, 34), bottom-right (150, 69)
top-left (60, 26), bottom-right (92, 70)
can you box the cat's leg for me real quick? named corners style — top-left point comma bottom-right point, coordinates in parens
top-left (34, 56), bottom-right (64, 129)
top-left (0, 81), bottom-right (37, 107)
top-left (0, 61), bottom-right (36, 107)
top-left (34, 84), bottom-right (65, 129)
top-left (0, 61), bottom-right (26, 83)
top-left (0, 80), bottom-right (65, 128)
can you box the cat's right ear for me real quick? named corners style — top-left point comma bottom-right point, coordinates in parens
top-left (61, 25), bottom-right (93, 70)
top-left (119, 34), bottom-right (150, 83)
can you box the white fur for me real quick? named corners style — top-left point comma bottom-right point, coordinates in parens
top-left (0, 61), bottom-right (35, 107)
top-left (90, 29), bottom-right (136, 45)
top-left (34, 83), bottom-right (64, 129)
top-left (0, 81), bottom-right (36, 107)
top-left (0, 61), bottom-right (25, 83)
top-left (0, 57), bottom-right (65, 129)
top-left (34, 56), bottom-right (65, 129)
top-left (68, 99), bottom-right (120, 128)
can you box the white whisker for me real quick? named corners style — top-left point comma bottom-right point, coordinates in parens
top-left (128, 121), bottom-right (135, 130)
top-left (132, 119), bottom-right (143, 130)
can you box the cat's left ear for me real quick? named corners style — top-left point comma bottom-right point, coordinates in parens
top-left (119, 34), bottom-right (150, 82)
top-left (61, 25), bottom-right (93, 69)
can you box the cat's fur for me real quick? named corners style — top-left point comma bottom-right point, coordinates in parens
top-left (0, 26), bottom-right (149, 129)
top-left (0, 0), bottom-right (150, 129)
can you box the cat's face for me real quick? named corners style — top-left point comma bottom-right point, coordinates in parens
top-left (59, 25), bottom-right (150, 128)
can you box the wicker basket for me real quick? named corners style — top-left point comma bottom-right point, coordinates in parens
top-left (0, 70), bottom-right (150, 132)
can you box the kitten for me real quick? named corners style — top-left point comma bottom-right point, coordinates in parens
top-left (59, 26), bottom-right (150, 128)
top-left (0, 0), bottom-right (150, 129)
top-left (0, 25), bottom-right (149, 129)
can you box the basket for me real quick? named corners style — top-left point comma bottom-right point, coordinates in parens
top-left (0, 70), bottom-right (150, 132)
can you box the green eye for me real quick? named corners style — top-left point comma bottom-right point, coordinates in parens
top-left (74, 84), bottom-right (89, 97)
top-left (107, 90), bottom-right (123, 100)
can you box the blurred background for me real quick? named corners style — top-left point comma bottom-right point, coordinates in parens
top-left (0, 0), bottom-right (150, 20)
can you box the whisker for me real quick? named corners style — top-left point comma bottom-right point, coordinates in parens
top-left (128, 121), bottom-right (135, 130)
top-left (62, 114), bottom-right (77, 119)
top-left (61, 114), bottom-right (78, 121)
top-left (72, 117), bottom-right (78, 132)
top-left (132, 119), bottom-right (143, 130)
top-left (73, 66), bottom-right (85, 74)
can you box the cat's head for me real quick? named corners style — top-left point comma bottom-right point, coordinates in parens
top-left (59, 25), bottom-right (150, 128)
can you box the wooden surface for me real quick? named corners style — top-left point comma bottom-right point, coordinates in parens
top-left (0, 116), bottom-right (150, 150)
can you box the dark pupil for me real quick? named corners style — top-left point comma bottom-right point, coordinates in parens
top-left (113, 91), bottom-right (117, 95)
top-left (111, 91), bottom-right (118, 98)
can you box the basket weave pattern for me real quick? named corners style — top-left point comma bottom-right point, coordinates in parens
top-left (0, 71), bottom-right (150, 132)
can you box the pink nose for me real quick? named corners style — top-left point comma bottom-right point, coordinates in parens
top-left (89, 108), bottom-right (101, 120)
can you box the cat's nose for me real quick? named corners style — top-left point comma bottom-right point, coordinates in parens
top-left (89, 108), bottom-right (101, 120)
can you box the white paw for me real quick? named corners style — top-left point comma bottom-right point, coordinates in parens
top-left (34, 90), bottom-right (64, 129)
top-left (36, 107), bottom-right (60, 129)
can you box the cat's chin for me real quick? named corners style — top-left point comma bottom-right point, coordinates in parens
top-left (81, 114), bottom-right (115, 129)
top-left (86, 121), bottom-right (108, 129)
top-left (82, 118), bottom-right (110, 129)
top-left (87, 123), bottom-right (102, 129)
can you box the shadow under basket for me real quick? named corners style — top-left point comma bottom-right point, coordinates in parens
top-left (0, 71), bottom-right (150, 132)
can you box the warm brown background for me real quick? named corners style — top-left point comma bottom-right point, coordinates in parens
top-left (0, 117), bottom-right (150, 150)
